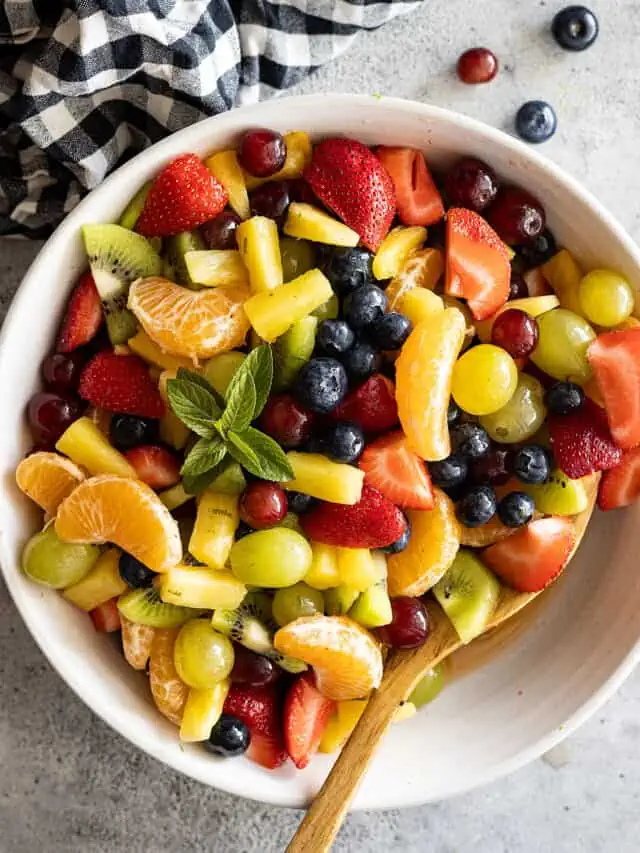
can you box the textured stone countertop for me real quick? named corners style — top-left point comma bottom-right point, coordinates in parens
top-left (1, 1), bottom-right (639, 851)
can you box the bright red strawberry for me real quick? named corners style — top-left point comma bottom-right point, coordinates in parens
top-left (136, 154), bottom-right (228, 237)
top-left (79, 352), bottom-right (165, 418)
top-left (284, 672), bottom-right (336, 769)
top-left (89, 597), bottom-right (121, 632)
top-left (330, 374), bottom-right (398, 434)
top-left (301, 484), bottom-right (407, 549)
top-left (376, 147), bottom-right (444, 227)
top-left (125, 445), bottom-right (180, 489)
top-left (224, 685), bottom-right (288, 770)
top-left (56, 271), bottom-right (103, 353)
top-left (588, 329), bottom-right (640, 450)
top-left (483, 516), bottom-right (576, 593)
top-left (548, 397), bottom-right (623, 479)
top-left (598, 446), bottom-right (640, 510)
top-left (304, 138), bottom-right (396, 251)
top-left (359, 431), bottom-right (434, 510)
top-left (445, 208), bottom-right (510, 320)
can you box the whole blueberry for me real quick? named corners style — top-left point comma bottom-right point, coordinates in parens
top-left (552, 5), bottom-right (598, 51)
top-left (456, 485), bottom-right (497, 528)
top-left (497, 491), bottom-right (535, 527)
top-left (370, 312), bottom-right (412, 350)
top-left (515, 101), bottom-right (557, 144)
top-left (447, 399), bottom-right (462, 427)
top-left (323, 247), bottom-right (374, 296)
top-left (518, 229), bottom-right (557, 268)
top-left (303, 434), bottom-right (326, 454)
top-left (295, 358), bottom-right (349, 414)
top-left (544, 381), bottom-right (585, 416)
top-left (428, 454), bottom-right (468, 489)
top-left (341, 340), bottom-right (382, 382)
top-left (205, 714), bottom-right (251, 757)
top-left (324, 421), bottom-right (365, 464)
top-left (119, 552), bottom-right (155, 588)
top-left (287, 491), bottom-right (316, 514)
top-left (110, 414), bottom-right (158, 451)
top-left (450, 423), bottom-right (491, 460)
top-left (344, 284), bottom-right (388, 330)
top-left (381, 518), bottom-right (411, 554)
top-left (316, 319), bottom-right (355, 357)
top-left (513, 444), bottom-right (551, 484)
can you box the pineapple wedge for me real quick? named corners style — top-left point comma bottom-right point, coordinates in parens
top-left (244, 269), bottom-right (332, 342)
top-left (244, 130), bottom-right (312, 190)
top-left (236, 216), bottom-right (283, 293)
top-left (56, 417), bottom-right (136, 477)
top-left (180, 679), bottom-right (230, 742)
top-left (336, 547), bottom-right (384, 591)
top-left (304, 542), bottom-right (341, 590)
top-left (128, 329), bottom-right (192, 372)
top-left (189, 491), bottom-right (239, 569)
top-left (372, 226), bottom-right (428, 280)
top-left (284, 451), bottom-right (364, 505)
top-left (284, 203), bottom-right (359, 247)
top-left (205, 149), bottom-right (250, 219)
top-left (184, 250), bottom-right (249, 288)
top-left (159, 565), bottom-right (246, 610)
top-left (542, 249), bottom-right (584, 315)
top-left (63, 548), bottom-right (127, 611)
top-left (158, 370), bottom-right (191, 450)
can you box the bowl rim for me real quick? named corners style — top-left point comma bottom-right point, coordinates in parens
top-left (1, 93), bottom-right (639, 810)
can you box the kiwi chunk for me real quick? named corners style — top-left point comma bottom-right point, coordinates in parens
top-left (324, 584), bottom-right (360, 616)
top-left (521, 468), bottom-right (589, 515)
top-left (118, 182), bottom-right (152, 230)
top-left (165, 231), bottom-right (205, 289)
top-left (117, 587), bottom-right (192, 628)
top-left (273, 315), bottom-right (318, 391)
top-left (432, 550), bottom-right (501, 644)
top-left (349, 579), bottom-right (392, 629)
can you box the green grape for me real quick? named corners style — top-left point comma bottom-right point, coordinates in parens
top-left (312, 293), bottom-right (339, 322)
top-left (579, 269), bottom-right (635, 327)
top-left (409, 662), bottom-right (446, 708)
top-left (229, 528), bottom-right (313, 588)
top-left (22, 524), bottom-right (100, 589)
top-left (272, 582), bottom-right (325, 627)
top-left (452, 344), bottom-right (518, 416)
top-left (202, 352), bottom-right (246, 396)
top-left (479, 373), bottom-right (546, 444)
top-left (531, 308), bottom-right (596, 384)
top-left (174, 619), bottom-right (234, 689)
top-left (280, 237), bottom-right (316, 282)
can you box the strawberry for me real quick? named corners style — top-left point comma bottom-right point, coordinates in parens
top-left (125, 445), bottom-right (180, 490)
top-left (136, 154), bottom-right (228, 237)
top-left (89, 597), bottom-right (121, 632)
top-left (284, 672), bottom-right (336, 769)
top-left (598, 446), bottom-right (640, 510)
top-left (587, 329), bottom-right (640, 450)
top-left (304, 138), bottom-right (396, 251)
top-left (445, 208), bottom-right (510, 321)
top-left (79, 352), bottom-right (165, 418)
top-left (330, 374), bottom-right (398, 433)
top-left (359, 431), bottom-right (434, 510)
top-left (56, 271), bottom-right (103, 353)
top-left (548, 398), bottom-right (623, 479)
top-left (376, 147), bottom-right (444, 227)
top-left (224, 685), bottom-right (288, 770)
top-left (301, 484), bottom-right (407, 549)
top-left (483, 516), bottom-right (576, 593)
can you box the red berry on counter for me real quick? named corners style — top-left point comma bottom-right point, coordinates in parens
top-left (239, 481), bottom-right (288, 529)
top-left (491, 309), bottom-right (539, 358)
top-left (376, 597), bottom-right (430, 649)
top-left (239, 129), bottom-right (287, 178)
top-left (259, 393), bottom-right (316, 448)
top-left (457, 48), bottom-right (499, 84)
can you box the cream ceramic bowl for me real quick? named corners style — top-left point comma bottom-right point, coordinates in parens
top-left (1, 95), bottom-right (639, 810)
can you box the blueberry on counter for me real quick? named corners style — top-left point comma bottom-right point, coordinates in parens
top-left (295, 357), bottom-right (349, 414)
top-left (513, 444), bottom-right (551, 484)
top-left (456, 485), bottom-right (497, 527)
top-left (497, 491), bottom-right (535, 527)
top-left (544, 381), bottom-right (585, 415)
top-left (341, 340), bottom-right (382, 382)
top-left (205, 714), bottom-right (251, 757)
top-left (316, 319), bottom-right (355, 357)
top-left (344, 284), bottom-right (388, 330)
top-left (515, 101), bottom-right (557, 144)
top-left (325, 421), bottom-right (365, 464)
top-left (552, 5), bottom-right (598, 51)
top-left (370, 312), bottom-right (412, 350)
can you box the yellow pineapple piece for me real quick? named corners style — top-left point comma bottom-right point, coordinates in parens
top-left (244, 269), bottom-right (332, 342)
top-left (395, 288), bottom-right (444, 325)
top-left (372, 226), bottom-right (428, 280)
top-left (180, 679), bottom-right (230, 742)
top-left (205, 149), bottom-right (250, 219)
top-left (336, 548), bottom-right (383, 591)
top-left (284, 202), bottom-right (359, 247)
top-left (284, 452), bottom-right (364, 505)
top-left (159, 565), bottom-right (246, 610)
top-left (159, 481), bottom-right (193, 511)
top-left (158, 370), bottom-right (190, 450)
top-left (244, 130), bottom-right (312, 190)
top-left (189, 491), bottom-right (239, 569)
top-left (236, 216), bottom-right (283, 293)
top-left (319, 699), bottom-right (368, 753)
top-left (62, 548), bottom-right (127, 611)
top-left (304, 542), bottom-right (341, 590)
top-left (542, 249), bottom-right (584, 315)
top-left (184, 250), bottom-right (249, 288)
top-left (56, 417), bottom-right (136, 477)
top-left (128, 329), bottom-right (192, 371)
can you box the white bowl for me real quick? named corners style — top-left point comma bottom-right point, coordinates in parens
top-left (1, 94), bottom-right (639, 810)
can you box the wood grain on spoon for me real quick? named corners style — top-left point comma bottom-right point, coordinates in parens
top-left (287, 475), bottom-right (598, 853)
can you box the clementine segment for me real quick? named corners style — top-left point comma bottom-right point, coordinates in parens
top-left (149, 628), bottom-right (188, 726)
top-left (121, 615), bottom-right (156, 671)
top-left (385, 248), bottom-right (445, 309)
top-left (16, 451), bottom-right (86, 516)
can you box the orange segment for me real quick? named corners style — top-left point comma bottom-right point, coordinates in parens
top-left (385, 248), bottom-right (445, 309)
top-left (121, 615), bottom-right (156, 671)
top-left (149, 627), bottom-right (188, 725)
top-left (274, 615), bottom-right (383, 701)
top-left (16, 451), bottom-right (86, 516)
top-left (128, 276), bottom-right (250, 363)
top-left (459, 515), bottom-right (518, 547)
top-left (388, 487), bottom-right (460, 596)
top-left (55, 475), bottom-right (182, 572)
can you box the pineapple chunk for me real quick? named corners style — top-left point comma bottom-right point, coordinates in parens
top-left (158, 370), bottom-right (190, 450)
top-left (189, 491), bottom-right (239, 569)
top-left (202, 352), bottom-right (246, 396)
top-left (244, 269), bottom-right (332, 342)
top-left (542, 249), bottom-right (584, 315)
top-left (128, 330), bottom-right (192, 371)
top-left (159, 565), bottom-right (246, 610)
top-left (395, 288), bottom-right (444, 325)
top-left (372, 226), bottom-right (428, 280)
top-left (205, 149), bottom-right (250, 219)
top-left (284, 202), bottom-right (359, 247)
top-left (63, 548), bottom-right (127, 611)
top-left (159, 481), bottom-right (193, 511)
top-left (284, 452), bottom-right (364, 505)
top-left (180, 679), bottom-right (230, 742)
top-left (56, 417), bottom-right (135, 477)
top-left (336, 548), bottom-right (383, 591)
top-left (236, 216), bottom-right (283, 293)
top-left (304, 542), bottom-right (341, 590)
top-left (244, 130), bottom-right (312, 190)
top-left (184, 250), bottom-right (249, 288)
top-left (319, 700), bottom-right (368, 753)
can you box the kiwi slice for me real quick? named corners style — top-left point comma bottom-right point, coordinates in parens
top-left (82, 224), bottom-right (162, 345)
top-left (432, 550), bottom-right (501, 644)
top-left (521, 468), bottom-right (589, 515)
top-left (349, 579), bottom-right (392, 629)
top-left (118, 181), bottom-right (152, 230)
top-left (274, 316), bottom-right (318, 391)
top-left (117, 587), bottom-right (193, 628)
top-left (164, 231), bottom-right (205, 289)
top-left (324, 585), bottom-right (360, 616)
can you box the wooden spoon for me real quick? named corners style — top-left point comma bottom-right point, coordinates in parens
top-left (287, 477), bottom-right (598, 853)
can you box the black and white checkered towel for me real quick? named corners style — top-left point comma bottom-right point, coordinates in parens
top-left (0, 1), bottom-right (419, 239)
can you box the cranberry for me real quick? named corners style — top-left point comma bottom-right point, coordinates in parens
top-left (487, 188), bottom-right (546, 245)
top-left (457, 48), bottom-right (499, 84)
top-left (376, 597), bottom-right (429, 649)
top-left (41, 352), bottom-right (84, 391)
top-left (27, 391), bottom-right (84, 446)
top-left (491, 308), bottom-right (539, 358)
top-left (259, 393), bottom-right (316, 448)
top-left (200, 211), bottom-right (241, 250)
top-left (471, 447), bottom-right (514, 486)
top-left (250, 181), bottom-right (291, 226)
top-left (239, 481), bottom-right (288, 529)
top-left (230, 646), bottom-right (280, 687)
top-left (238, 129), bottom-right (287, 178)
top-left (509, 272), bottom-right (529, 300)
top-left (445, 157), bottom-right (499, 212)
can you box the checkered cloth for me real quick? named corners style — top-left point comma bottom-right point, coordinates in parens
top-left (0, 0), bottom-right (419, 238)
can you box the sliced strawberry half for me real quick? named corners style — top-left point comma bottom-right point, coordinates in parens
top-left (125, 445), bottom-right (180, 490)
top-left (89, 597), bottom-right (121, 632)
top-left (588, 329), bottom-right (640, 450)
top-left (445, 207), bottom-right (511, 320)
top-left (224, 685), bottom-right (288, 770)
top-left (482, 516), bottom-right (577, 593)
top-left (358, 430), bottom-right (434, 510)
top-left (548, 397), bottom-right (623, 479)
top-left (56, 271), bottom-right (103, 353)
top-left (330, 374), bottom-right (399, 434)
top-left (598, 446), bottom-right (640, 510)
top-left (284, 672), bottom-right (336, 769)
top-left (376, 147), bottom-right (444, 227)
top-left (79, 352), bottom-right (165, 419)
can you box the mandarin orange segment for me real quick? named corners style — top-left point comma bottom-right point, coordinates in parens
top-left (385, 248), bottom-right (445, 310)
top-left (16, 451), bottom-right (86, 516)
top-left (388, 487), bottom-right (461, 597)
top-left (55, 475), bottom-right (182, 573)
top-left (128, 276), bottom-right (250, 363)
top-left (274, 615), bottom-right (383, 701)
top-left (121, 615), bottom-right (156, 671)
top-left (149, 627), bottom-right (188, 726)
top-left (459, 515), bottom-right (519, 548)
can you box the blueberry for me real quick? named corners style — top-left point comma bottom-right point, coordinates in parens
top-left (205, 714), bottom-right (251, 757)
top-left (235, 521), bottom-right (253, 540)
top-left (341, 341), bottom-right (382, 382)
top-left (287, 491), bottom-right (316, 514)
top-left (370, 312), bottom-right (412, 350)
top-left (447, 399), bottom-right (462, 427)
top-left (515, 101), bottom-right (557, 144)
top-left (295, 358), bottom-right (349, 414)
top-left (119, 552), bottom-right (155, 588)
top-left (381, 519), bottom-right (411, 554)
top-left (518, 229), bottom-right (557, 268)
top-left (324, 421), bottom-right (365, 463)
top-left (316, 319), bottom-right (355, 357)
top-left (513, 444), bottom-right (551, 484)
top-left (428, 454), bottom-right (468, 489)
top-left (110, 414), bottom-right (158, 451)
top-left (450, 423), bottom-right (491, 460)
top-left (552, 5), bottom-right (598, 51)
top-left (322, 247), bottom-right (374, 296)
top-left (497, 491), bottom-right (535, 527)
top-left (544, 381), bottom-right (585, 416)
top-left (302, 434), bottom-right (326, 454)
top-left (344, 284), bottom-right (388, 330)
top-left (456, 485), bottom-right (497, 528)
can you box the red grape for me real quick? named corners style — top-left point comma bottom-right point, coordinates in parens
top-left (231, 646), bottom-right (280, 687)
top-left (445, 157), bottom-right (499, 212)
top-left (509, 272), bottom-right (529, 300)
top-left (376, 597), bottom-right (429, 649)
top-left (250, 181), bottom-right (291, 226)
top-left (200, 211), bottom-right (240, 250)
top-left (491, 308), bottom-right (539, 358)
top-left (41, 352), bottom-right (85, 391)
top-left (259, 393), bottom-right (316, 448)
top-left (238, 129), bottom-right (287, 178)
top-left (27, 391), bottom-right (84, 446)
top-left (288, 177), bottom-right (317, 205)
top-left (457, 48), bottom-right (499, 84)
top-left (471, 447), bottom-right (514, 486)
top-left (487, 188), bottom-right (546, 245)
top-left (239, 481), bottom-right (288, 529)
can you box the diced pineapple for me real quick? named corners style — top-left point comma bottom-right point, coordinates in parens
top-left (284, 452), bottom-right (364, 505)
top-left (189, 491), bottom-right (239, 569)
top-left (284, 202), bottom-right (359, 247)
top-left (205, 149), bottom-right (250, 219)
top-left (63, 548), bottom-right (127, 611)
top-left (56, 417), bottom-right (136, 477)
top-left (304, 542), bottom-right (341, 589)
top-left (319, 699), bottom-right (368, 753)
top-left (542, 249), bottom-right (584, 315)
top-left (180, 679), bottom-right (230, 742)
top-left (202, 352), bottom-right (246, 396)
top-left (244, 269), bottom-right (333, 342)
top-left (184, 250), bottom-right (249, 288)
top-left (395, 288), bottom-right (444, 325)
top-left (158, 370), bottom-right (191, 450)
top-left (336, 548), bottom-right (382, 591)
top-left (159, 565), bottom-right (247, 610)
top-left (372, 226), bottom-right (428, 280)
top-left (159, 481), bottom-right (193, 511)
top-left (128, 329), bottom-right (192, 371)
top-left (244, 131), bottom-right (312, 190)
top-left (236, 216), bottom-right (283, 293)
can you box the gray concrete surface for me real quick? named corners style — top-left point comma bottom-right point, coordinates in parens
top-left (2, 1), bottom-right (640, 850)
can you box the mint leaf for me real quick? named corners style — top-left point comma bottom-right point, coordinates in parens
top-left (220, 370), bottom-right (256, 434)
top-left (181, 434), bottom-right (227, 479)
top-left (183, 458), bottom-right (230, 495)
top-left (227, 427), bottom-right (294, 481)
top-left (244, 345), bottom-right (274, 418)
top-left (167, 376), bottom-right (221, 438)
top-left (176, 367), bottom-right (225, 409)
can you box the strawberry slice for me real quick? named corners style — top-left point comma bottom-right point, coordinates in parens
top-left (445, 208), bottom-right (510, 320)
top-left (56, 271), bottom-right (103, 353)
top-left (224, 685), bottom-right (288, 770)
top-left (482, 517), bottom-right (576, 593)
top-left (89, 597), bottom-right (121, 632)
top-left (376, 147), bottom-right (444, 227)
top-left (304, 138), bottom-right (396, 251)
top-left (358, 431), bottom-right (434, 510)
top-left (125, 445), bottom-right (181, 490)
top-left (598, 446), bottom-right (640, 510)
top-left (136, 154), bottom-right (228, 237)
top-left (330, 374), bottom-right (399, 434)
top-left (284, 672), bottom-right (336, 769)
top-left (548, 397), bottom-right (622, 479)
top-left (588, 329), bottom-right (640, 450)
top-left (79, 352), bottom-right (165, 419)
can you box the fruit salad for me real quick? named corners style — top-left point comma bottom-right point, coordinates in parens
top-left (15, 127), bottom-right (640, 772)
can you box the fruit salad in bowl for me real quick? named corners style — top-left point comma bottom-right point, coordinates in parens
top-left (3, 95), bottom-right (640, 807)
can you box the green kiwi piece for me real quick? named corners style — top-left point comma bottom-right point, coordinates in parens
top-left (118, 182), bottom-right (152, 230)
top-left (520, 468), bottom-right (589, 515)
top-left (432, 549), bottom-right (501, 644)
top-left (273, 316), bottom-right (318, 391)
top-left (117, 587), bottom-right (193, 628)
top-left (164, 231), bottom-right (206, 289)
top-left (324, 584), bottom-right (360, 616)
top-left (349, 578), bottom-right (392, 628)
top-left (82, 223), bottom-right (162, 345)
